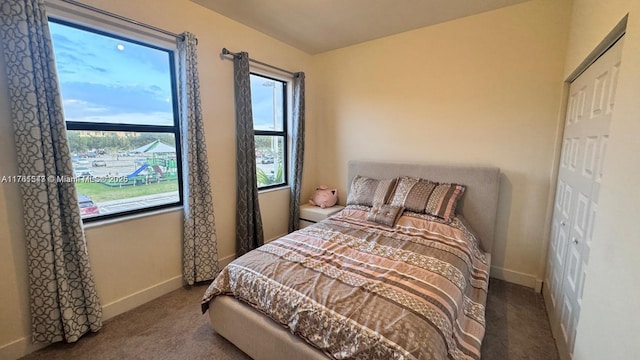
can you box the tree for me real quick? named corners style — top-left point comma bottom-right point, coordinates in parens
top-left (257, 164), bottom-right (283, 187)
top-left (254, 135), bottom-right (273, 155)
top-left (67, 131), bottom-right (88, 153)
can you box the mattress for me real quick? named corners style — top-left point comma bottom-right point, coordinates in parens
top-left (202, 207), bottom-right (490, 360)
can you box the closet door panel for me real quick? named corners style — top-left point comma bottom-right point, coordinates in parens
top-left (544, 37), bottom-right (623, 359)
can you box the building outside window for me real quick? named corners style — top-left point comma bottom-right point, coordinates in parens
top-left (250, 73), bottom-right (287, 189)
top-left (49, 19), bottom-right (182, 221)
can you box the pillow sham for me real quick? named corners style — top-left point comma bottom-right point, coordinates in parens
top-left (366, 204), bottom-right (404, 227)
top-left (346, 175), bottom-right (397, 207)
top-left (389, 176), bottom-right (465, 222)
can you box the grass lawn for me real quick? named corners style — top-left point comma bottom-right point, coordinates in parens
top-left (76, 180), bottom-right (179, 202)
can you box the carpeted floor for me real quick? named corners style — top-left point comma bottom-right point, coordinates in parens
top-left (21, 278), bottom-right (559, 360)
top-left (481, 279), bottom-right (560, 360)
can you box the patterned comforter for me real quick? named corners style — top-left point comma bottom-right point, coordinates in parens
top-left (202, 207), bottom-right (490, 360)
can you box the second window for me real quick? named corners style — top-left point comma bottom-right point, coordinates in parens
top-left (251, 73), bottom-right (287, 189)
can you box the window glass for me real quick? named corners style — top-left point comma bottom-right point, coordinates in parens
top-left (251, 75), bottom-right (284, 131)
top-left (50, 20), bottom-right (182, 221)
top-left (250, 73), bottom-right (287, 189)
top-left (256, 135), bottom-right (285, 188)
top-left (49, 21), bottom-right (175, 126)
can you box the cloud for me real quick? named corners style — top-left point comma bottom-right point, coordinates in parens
top-left (250, 79), bottom-right (284, 130)
top-left (60, 82), bottom-right (173, 117)
top-left (50, 28), bottom-right (96, 59)
top-left (89, 66), bottom-right (108, 73)
top-left (120, 43), bottom-right (172, 73)
top-left (50, 21), bottom-right (170, 91)
top-left (50, 33), bottom-right (75, 51)
top-left (252, 97), bottom-right (276, 129)
top-left (64, 111), bottom-right (174, 126)
top-left (54, 51), bottom-right (109, 77)
top-left (63, 99), bottom-right (109, 114)
top-left (48, 21), bottom-right (178, 127)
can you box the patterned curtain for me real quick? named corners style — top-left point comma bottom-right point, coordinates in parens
top-left (233, 52), bottom-right (264, 257)
top-left (177, 33), bottom-right (219, 285)
top-left (0, 0), bottom-right (102, 343)
top-left (288, 72), bottom-right (306, 232)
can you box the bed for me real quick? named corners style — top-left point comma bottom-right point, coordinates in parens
top-left (202, 161), bottom-right (500, 360)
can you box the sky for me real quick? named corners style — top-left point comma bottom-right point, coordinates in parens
top-left (250, 74), bottom-right (284, 131)
top-left (49, 21), bottom-right (282, 130)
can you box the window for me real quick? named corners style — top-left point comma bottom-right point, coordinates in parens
top-left (250, 73), bottom-right (287, 189)
top-left (49, 19), bottom-right (182, 221)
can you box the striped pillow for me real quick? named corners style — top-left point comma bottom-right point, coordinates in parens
top-left (389, 176), bottom-right (465, 222)
top-left (346, 176), bottom-right (397, 207)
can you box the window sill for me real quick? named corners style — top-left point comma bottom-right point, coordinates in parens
top-left (258, 185), bottom-right (290, 194)
top-left (82, 206), bottom-right (183, 230)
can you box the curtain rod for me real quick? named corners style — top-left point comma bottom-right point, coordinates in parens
top-left (60, 0), bottom-right (188, 41)
top-left (222, 48), bottom-right (296, 76)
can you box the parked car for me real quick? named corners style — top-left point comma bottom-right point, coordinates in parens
top-left (78, 195), bottom-right (99, 217)
top-left (76, 159), bottom-right (90, 167)
top-left (261, 155), bottom-right (274, 164)
top-left (87, 151), bottom-right (97, 158)
top-left (74, 166), bottom-right (93, 177)
top-left (92, 160), bottom-right (107, 167)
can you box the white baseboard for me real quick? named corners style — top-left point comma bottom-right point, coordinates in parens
top-left (0, 336), bottom-right (48, 360)
top-left (102, 275), bottom-right (184, 320)
top-left (534, 278), bottom-right (544, 293)
top-left (218, 253), bottom-right (236, 268)
top-left (490, 265), bottom-right (543, 292)
top-left (217, 233), bottom-right (286, 269)
top-left (1, 275), bottom-right (185, 360)
top-left (265, 233), bottom-right (287, 244)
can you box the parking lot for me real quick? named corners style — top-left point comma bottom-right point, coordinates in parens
top-left (256, 160), bottom-right (277, 175)
top-left (74, 155), bottom-right (143, 177)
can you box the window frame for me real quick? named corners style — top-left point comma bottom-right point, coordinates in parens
top-left (250, 72), bottom-right (289, 191)
top-left (48, 17), bottom-right (184, 223)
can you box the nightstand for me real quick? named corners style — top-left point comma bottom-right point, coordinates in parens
top-left (299, 204), bottom-right (345, 229)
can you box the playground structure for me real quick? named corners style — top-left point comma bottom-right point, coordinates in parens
top-left (97, 140), bottom-right (179, 187)
top-left (102, 156), bottom-right (178, 187)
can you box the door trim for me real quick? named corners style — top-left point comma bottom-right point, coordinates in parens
top-left (566, 15), bottom-right (627, 83)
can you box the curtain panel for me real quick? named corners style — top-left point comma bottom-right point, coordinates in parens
top-left (177, 33), bottom-right (219, 285)
top-left (0, 0), bottom-right (102, 343)
top-left (233, 52), bottom-right (264, 257)
top-left (288, 72), bottom-right (306, 232)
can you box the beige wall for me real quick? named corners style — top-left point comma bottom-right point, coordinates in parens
top-left (563, 0), bottom-right (631, 78)
top-left (313, 0), bottom-right (571, 288)
top-left (0, 0), bottom-right (315, 358)
top-left (564, 0), bottom-right (640, 358)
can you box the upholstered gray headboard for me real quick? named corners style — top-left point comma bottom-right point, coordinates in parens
top-left (347, 161), bottom-right (500, 253)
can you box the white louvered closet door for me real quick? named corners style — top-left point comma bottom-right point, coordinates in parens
top-left (544, 37), bottom-right (624, 359)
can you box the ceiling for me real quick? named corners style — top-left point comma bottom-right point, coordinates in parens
top-left (191, 0), bottom-right (530, 54)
